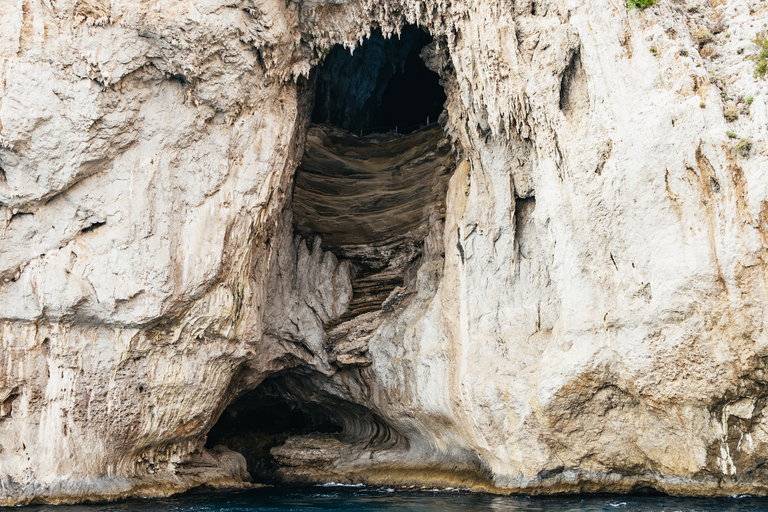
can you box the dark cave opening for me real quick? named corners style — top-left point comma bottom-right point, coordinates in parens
top-left (206, 370), bottom-right (405, 483)
top-left (206, 372), bottom-right (344, 482)
top-left (311, 25), bottom-right (446, 134)
top-left (368, 47), bottom-right (446, 131)
top-left (206, 380), bottom-right (342, 440)
top-left (205, 373), bottom-right (343, 483)
top-left (296, 25), bottom-right (454, 322)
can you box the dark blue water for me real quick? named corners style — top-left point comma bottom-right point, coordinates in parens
top-left (21, 486), bottom-right (768, 512)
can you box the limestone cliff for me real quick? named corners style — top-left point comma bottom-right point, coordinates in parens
top-left (1, 0), bottom-right (768, 505)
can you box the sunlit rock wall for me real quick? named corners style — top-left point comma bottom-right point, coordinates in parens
top-left (0, 0), bottom-right (312, 502)
top-left (1, 0), bottom-right (768, 504)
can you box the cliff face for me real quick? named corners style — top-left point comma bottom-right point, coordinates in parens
top-left (1, 0), bottom-right (768, 504)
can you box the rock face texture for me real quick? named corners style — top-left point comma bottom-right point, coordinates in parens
top-left (1, 0), bottom-right (768, 505)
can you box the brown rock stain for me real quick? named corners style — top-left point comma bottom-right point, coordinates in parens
top-left (19, 0), bottom-right (33, 52)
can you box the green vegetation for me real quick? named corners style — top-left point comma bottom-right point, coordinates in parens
top-left (649, 46), bottom-right (658, 56)
top-left (700, 101), bottom-right (706, 108)
top-left (746, 95), bottom-right (754, 105)
top-left (723, 105), bottom-right (739, 122)
top-left (627, 0), bottom-right (656, 9)
top-left (737, 138), bottom-right (753, 158)
top-left (726, 130), bottom-right (737, 139)
top-left (753, 37), bottom-right (768, 79)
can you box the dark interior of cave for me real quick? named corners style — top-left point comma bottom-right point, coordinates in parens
top-left (296, 25), bottom-right (453, 321)
top-left (206, 369), bottom-right (407, 483)
top-left (206, 378), bottom-right (341, 440)
top-left (205, 372), bottom-right (343, 481)
top-left (311, 25), bottom-right (446, 134)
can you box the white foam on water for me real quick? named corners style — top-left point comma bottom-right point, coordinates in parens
top-left (317, 482), bottom-right (366, 488)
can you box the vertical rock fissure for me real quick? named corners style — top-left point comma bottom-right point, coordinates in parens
top-left (206, 24), bottom-right (455, 485)
top-left (295, 23), bottom-right (454, 326)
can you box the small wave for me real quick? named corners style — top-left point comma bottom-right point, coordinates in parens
top-left (317, 482), bottom-right (366, 488)
top-left (608, 502), bottom-right (627, 508)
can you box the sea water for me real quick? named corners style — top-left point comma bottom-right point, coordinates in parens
top-left (19, 486), bottom-right (768, 512)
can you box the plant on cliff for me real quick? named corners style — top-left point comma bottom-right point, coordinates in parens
top-left (753, 37), bottom-right (768, 79)
top-left (736, 138), bottom-right (753, 158)
top-left (627, 0), bottom-right (656, 9)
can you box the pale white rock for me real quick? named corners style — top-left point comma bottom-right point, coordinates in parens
top-left (1, 0), bottom-right (768, 505)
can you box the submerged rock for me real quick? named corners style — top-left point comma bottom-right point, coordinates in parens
top-left (1, 0), bottom-right (768, 504)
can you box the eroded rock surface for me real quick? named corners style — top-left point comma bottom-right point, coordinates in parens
top-left (1, 0), bottom-right (768, 505)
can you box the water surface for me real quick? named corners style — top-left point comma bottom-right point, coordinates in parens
top-left (22, 486), bottom-right (768, 512)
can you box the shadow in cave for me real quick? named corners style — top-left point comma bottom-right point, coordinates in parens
top-left (206, 370), bottom-right (405, 483)
top-left (205, 372), bottom-right (341, 482)
top-left (298, 24), bottom-right (454, 322)
top-left (311, 25), bottom-right (446, 134)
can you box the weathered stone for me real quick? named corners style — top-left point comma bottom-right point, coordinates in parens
top-left (0, 0), bottom-right (768, 505)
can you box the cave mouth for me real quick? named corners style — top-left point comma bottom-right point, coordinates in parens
top-left (205, 372), bottom-right (342, 482)
top-left (206, 370), bottom-right (404, 483)
top-left (311, 25), bottom-right (446, 135)
top-left (296, 24), bottom-right (454, 322)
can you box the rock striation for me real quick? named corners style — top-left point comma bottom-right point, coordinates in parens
top-left (1, 0), bottom-right (768, 505)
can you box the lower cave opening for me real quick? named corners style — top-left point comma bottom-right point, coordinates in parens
top-left (206, 369), bottom-right (405, 483)
top-left (205, 371), bottom-right (343, 482)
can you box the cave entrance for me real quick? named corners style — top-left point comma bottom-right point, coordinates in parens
top-left (311, 25), bottom-right (446, 135)
top-left (297, 25), bottom-right (454, 322)
top-left (206, 370), bottom-right (403, 483)
top-left (205, 371), bottom-right (343, 482)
